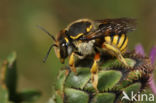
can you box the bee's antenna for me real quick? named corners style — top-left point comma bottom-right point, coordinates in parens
top-left (43, 44), bottom-right (58, 63)
top-left (37, 25), bottom-right (56, 42)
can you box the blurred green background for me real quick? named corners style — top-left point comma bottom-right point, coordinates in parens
top-left (0, 0), bottom-right (156, 102)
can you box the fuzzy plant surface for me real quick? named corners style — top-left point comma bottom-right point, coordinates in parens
top-left (48, 51), bottom-right (154, 103)
top-left (0, 52), bottom-right (41, 103)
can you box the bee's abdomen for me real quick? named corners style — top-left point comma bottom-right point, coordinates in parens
top-left (104, 34), bottom-right (128, 53)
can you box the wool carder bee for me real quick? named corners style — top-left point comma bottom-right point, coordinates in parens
top-left (38, 18), bottom-right (136, 91)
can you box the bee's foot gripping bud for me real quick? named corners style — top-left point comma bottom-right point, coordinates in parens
top-left (91, 73), bottom-right (99, 93)
top-left (90, 56), bottom-right (99, 92)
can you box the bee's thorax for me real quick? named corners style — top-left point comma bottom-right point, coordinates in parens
top-left (74, 40), bottom-right (95, 57)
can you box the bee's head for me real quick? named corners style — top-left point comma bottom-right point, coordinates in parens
top-left (38, 25), bottom-right (72, 63)
top-left (54, 30), bottom-right (72, 63)
top-left (55, 37), bottom-right (72, 63)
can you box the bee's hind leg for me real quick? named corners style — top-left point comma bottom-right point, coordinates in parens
top-left (69, 52), bottom-right (77, 74)
top-left (90, 53), bottom-right (100, 92)
top-left (103, 43), bottom-right (128, 66)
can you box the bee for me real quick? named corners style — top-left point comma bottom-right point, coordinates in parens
top-left (38, 18), bottom-right (136, 91)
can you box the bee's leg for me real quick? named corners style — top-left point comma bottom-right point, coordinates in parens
top-left (90, 53), bottom-right (100, 92)
top-left (103, 43), bottom-right (128, 66)
top-left (69, 52), bottom-right (77, 74)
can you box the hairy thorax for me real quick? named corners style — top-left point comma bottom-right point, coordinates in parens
top-left (73, 40), bottom-right (95, 58)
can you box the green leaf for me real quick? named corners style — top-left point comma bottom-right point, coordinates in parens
top-left (17, 89), bottom-right (41, 102)
top-left (0, 85), bottom-right (9, 103)
top-left (97, 70), bottom-right (122, 91)
top-left (102, 58), bottom-right (136, 69)
top-left (84, 82), bottom-right (95, 92)
top-left (0, 52), bottom-right (17, 101)
top-left (123, 82), bottom-right (141, 97)
top-left (7, 52), bottom-right (16, 67)
top-left (5, 52), bottom-right (17, 98)
top-left (65, 68), bottom-right (91, 89)
top-left (126, 58), bottom-right (136, 67)
top-left (120, 82), bottom-right (141, 103)
top-left (55, 70), bottom-right (67, 93)
top-left (64, 88), bottom-right (89, 103)
top-left (91, 93), bottom-right (115, 103)
top-left (55, 91), bottom-right (63, 103)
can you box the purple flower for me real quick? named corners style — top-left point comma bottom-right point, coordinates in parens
top-left (135, 44), bottom-right (145, 56)
top-left (135, 44), bottom-right (156, 95)
top-left (150, 47), bottom-right (156, 65)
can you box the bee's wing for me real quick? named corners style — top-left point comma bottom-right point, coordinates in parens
top-left (96, 17), bottom-right (136, 33)
top-left (83, 18), bottom-right (136, 40)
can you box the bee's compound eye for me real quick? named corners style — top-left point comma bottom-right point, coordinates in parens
top-left (60, 42), bottom-right (68, 59)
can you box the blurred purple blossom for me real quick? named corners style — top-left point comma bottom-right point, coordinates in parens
top-left (135, 44), bottom-right (156, 95)
top-left (150, 47), bottom-right (156, 65)
top-left (135, 44), bottom-right (145, 56)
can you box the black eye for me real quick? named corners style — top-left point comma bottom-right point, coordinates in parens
top-left (60, 43), bottom-right (68, 58)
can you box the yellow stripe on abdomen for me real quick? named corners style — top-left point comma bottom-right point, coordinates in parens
top-left (112, 35), bottom-right (119, 45)
top-left (120, 37), bottom-right (128, 51)
top-left (104, 34), bottom-right (128, 53)
top-left (117, 34), bottom-right (125, 48)
top-left (105, 36), bottom-right (111, 43)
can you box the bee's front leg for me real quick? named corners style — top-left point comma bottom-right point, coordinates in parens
top-left (103, 43), bottom-right (128, 66)
top-left (69, 52), bottom-right (77, 74)
top-left (90, 53), bottom-right (100, 92)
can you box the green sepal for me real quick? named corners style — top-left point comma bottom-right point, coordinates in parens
top-left (97, 70), bottom-right (122, 91)
top-left (64, 88), bottom-right (89, 103)
top-left (120, 82), bottom-right (141, 103)
top-left (91, 93), bottom-right (115, 103)
top-left (4, 52), bottom-right (17, 100)
top-left (84, 82), bottom-right (95, 92)
top-left (102, 58), bottom-right (136, 69)
top-left (55, 91), bottom-right (63, 103)
top-left (0, 85), bottom-right (9, 103)
top-left (123, 82), bottom-right (141, 96)
top-left (65, 68), bottom-right (91, 89)
top-left (55, 70), bottom-right (67, 93)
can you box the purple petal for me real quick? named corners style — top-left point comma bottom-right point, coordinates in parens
top-left (148, 75), bottom-right (156, 95)
top-left (149, 47), bottom-right (156, 65)
top-left (149, 47), bottom-right (156, 95)
top-left (135, 44), bottom-right (145, 56)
